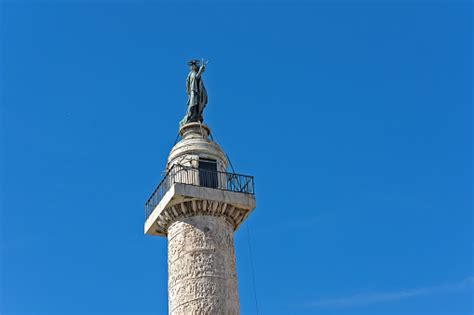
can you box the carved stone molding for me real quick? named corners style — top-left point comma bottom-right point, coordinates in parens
top-left (168, 123), bottom-right (228, 170)
top-left (154, 200), bottom-right (248, 236)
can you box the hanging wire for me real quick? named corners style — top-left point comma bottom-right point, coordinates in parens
top-left (226, 153), bottom-right (237, 174)
top-left (207, 129), bottom-right (236, 174)
top-left (246, 221), bottom-right (259, 315)
top-left (173, 132), bottom-right (180, 146)
top-left (212, 129), bottom-right (259, 313)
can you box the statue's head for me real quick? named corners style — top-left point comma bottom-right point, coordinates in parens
top-left (188, 59), bottom-right (200, 71)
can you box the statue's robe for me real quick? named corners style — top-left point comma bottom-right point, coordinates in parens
top-left (181, 70), bottom-right (207, 126)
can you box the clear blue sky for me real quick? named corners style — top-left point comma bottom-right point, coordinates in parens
top-left (0, 1), bottom-right (472, 314)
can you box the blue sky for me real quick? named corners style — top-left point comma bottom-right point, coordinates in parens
top-left (0, 1), bottom-right (472, 314)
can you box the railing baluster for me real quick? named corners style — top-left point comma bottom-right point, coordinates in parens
top-left (145, 164), bottom-right (255, 220)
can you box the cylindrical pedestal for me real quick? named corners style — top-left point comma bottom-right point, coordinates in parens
top-left (168, 215), bottom-right (240, 314)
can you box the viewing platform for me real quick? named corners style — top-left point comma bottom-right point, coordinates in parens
top-left (144, 164), bottom-right (255, 236)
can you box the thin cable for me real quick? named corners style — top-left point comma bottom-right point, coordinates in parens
top-left (173, 132), bottom-right (180, 146)
top-left (208, 130), bottom-right (236, 174)
top-left (213, 127), bottom-right (256, 312)
top-left (226, 153), bottom-right (237, 174)
top-left (246, 221), bottom-right (259, 315)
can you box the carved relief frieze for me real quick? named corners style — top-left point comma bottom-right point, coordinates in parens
top-left (167, 215), bottom-right (240, 315)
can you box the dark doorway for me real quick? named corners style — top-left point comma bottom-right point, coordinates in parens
top-left (199, 159), bottom-right (218, 188)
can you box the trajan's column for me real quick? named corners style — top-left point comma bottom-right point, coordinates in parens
top-left (144, 60), bottom-right (256, 314)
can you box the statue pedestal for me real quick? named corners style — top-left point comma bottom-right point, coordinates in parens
top-left (179, 122), bottom-right (211, 139)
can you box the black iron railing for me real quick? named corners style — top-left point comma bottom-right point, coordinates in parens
top-left (145, 164), bottom-right (255, 220)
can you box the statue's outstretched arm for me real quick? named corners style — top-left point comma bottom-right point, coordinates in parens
top-left (196, 60), bottom-right (208, 78)
top-left (197, 65), bottom-right (206, 79)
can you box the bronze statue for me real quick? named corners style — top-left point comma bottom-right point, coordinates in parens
top-left (180, 59), bottom-right (208, 126)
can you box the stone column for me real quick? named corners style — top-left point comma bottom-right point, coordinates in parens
top-left (144, 123), bottom-right (255, 313)
top-left (168, 215), bottom-right (240, 314)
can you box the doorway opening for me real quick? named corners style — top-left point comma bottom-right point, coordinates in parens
top-left (198, 158), bottom-right (218, 188)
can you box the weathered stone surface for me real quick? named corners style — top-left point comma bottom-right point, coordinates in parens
top-left (144, 121), bottom-right (255, 314)
top-left (168, 123), bottom-right (227, 172)
top-left (168, 215), bottom-right (239, 315)
top-left (145, 195), bottom-right (254, 236)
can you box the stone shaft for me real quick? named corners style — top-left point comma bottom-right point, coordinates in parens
top-left (168, 215), bottom-right (240, 314)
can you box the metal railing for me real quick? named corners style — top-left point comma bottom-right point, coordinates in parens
top-left (145, 164), bottom-right (255, 220)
